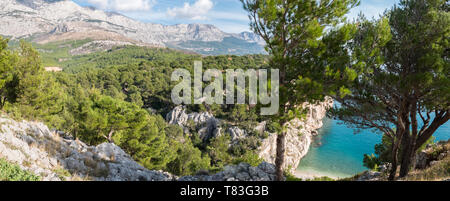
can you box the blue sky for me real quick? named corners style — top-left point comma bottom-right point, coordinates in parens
top-left (73, 0), bottom-right (400, 33)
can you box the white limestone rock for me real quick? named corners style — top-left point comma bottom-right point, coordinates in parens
top-left (0, 116), bottom-right (175, 181)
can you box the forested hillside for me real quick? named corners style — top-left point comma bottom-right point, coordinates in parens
top-left (1, 37), bottom-right (271, 176)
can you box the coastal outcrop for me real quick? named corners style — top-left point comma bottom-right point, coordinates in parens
top-left (166, 98), bottom-right (334, 173)
top-left (258, 98), bottom-right (333, 173)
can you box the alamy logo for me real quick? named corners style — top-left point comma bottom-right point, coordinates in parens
top-left (171, 61), bottom-right (279, 115)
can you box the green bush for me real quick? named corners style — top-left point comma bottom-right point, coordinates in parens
top-left (363, 153), bottom-right (381, 171)
top-left (165, 141), bottom-right (211, 176)
top-left (0, 158), bottom-right (40, 181)
top-left (232, 151), bottom-right (263, 167)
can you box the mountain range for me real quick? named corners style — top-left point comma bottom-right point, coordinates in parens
top-left (0, 0), bottom-right (265, 55)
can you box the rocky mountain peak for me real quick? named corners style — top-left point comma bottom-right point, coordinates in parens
top-left (15, 0), bottom-right (70, 9)
top-left (0, 0), bottom-right (265, 55)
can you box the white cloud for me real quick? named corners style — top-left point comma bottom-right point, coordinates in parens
top-left (84, 0), bottom-right (155, 11)
top-left (166, 0), bottom-right (213, 20)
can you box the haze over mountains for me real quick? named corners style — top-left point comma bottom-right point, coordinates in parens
top-left (0, 0), bottom-right (265, 55)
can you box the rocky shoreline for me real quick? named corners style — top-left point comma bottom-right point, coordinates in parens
top-left (166, 98), bottom-right (333, 173)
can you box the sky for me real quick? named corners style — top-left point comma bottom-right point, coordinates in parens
top-left (72, 0), bottom-right (400, 33)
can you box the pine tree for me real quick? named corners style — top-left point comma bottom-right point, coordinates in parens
top-left (0, 37), bottom-right (17, 109)
top-left (6, 41), bottom-right (65, 124)
top-left (241, 0), bottom-right (359, 180)
top-left (329, 0), bottom-right (450, 179)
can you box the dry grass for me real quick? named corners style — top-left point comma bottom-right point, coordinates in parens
top-left (52, 166), bottom-right (72, 181)
top-left (83, 157), bottom-right (97, 169)
top-left (38, 139), bottom-right (62, 157)
top-left (401, 154), bottom-right (450, 181)
top-left (68, 173), bottom-right (91, 181)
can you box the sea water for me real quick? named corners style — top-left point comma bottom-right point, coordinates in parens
top-left (296, 117), bottom-right (450, 178)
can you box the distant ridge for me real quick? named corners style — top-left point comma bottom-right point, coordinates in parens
top-left (0, 0), bottom-right (265, 55)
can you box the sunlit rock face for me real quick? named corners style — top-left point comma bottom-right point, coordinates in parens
top-left (257, 98), bottom-right (334, 173)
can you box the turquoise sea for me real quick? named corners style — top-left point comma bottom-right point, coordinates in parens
top-left (296, 117), bottom-right (450, 178)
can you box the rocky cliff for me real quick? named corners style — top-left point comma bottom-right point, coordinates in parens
top-left (258, 98), bottom-right (334, 173)
top-left (0, 116), bottom-right (278, 181)
top-left (166, 98), bottom-right (334, 173)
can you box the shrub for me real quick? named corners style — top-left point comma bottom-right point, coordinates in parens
top-left (0, 158), bottom-right (40, 181)
top-left (232, 151), bottom-right (263, 167)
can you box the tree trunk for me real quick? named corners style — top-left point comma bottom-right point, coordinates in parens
top-left (388, 143), bottom-right (399, 181)
top-left (275, 131), bottom-right (287, 181)
top-left (389, 129), bottom-right (404, 181)
top-left (399, 136), bottom-right (417, 178)
top-left (104, 129), bottom-right (115, 143)
top-left (399, 136), bottom-right (411, 177)
top-left (0, 96), bottom-right (6, 110)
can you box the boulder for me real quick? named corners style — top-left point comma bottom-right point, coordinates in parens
top-left (166, 106), bottom-right (219, 141)
top-left (227, 127), bottom-right (247, 141)
top-left (356, 171), bottom-right (382, 181)
top-left (415, 151), bottom-right (430, 169)
top-left (177, 162), bottom-right (280, 181)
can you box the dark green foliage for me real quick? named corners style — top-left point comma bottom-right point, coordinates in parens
top-left (230, 136), bottom-right (261, 156)
top-left (207, 135), bottom-right (233, 168)
top-left (284, 171), bottom-right (303, 181)
top-left (1, 40), bottom-right (66, 129)
top-left (166, 140), bottom-right (211, 176)
top-left (232, 151), bottom-right (263, 167)
top-left (0, 37), bottom-right (16, 109)
top-left (363, 134), bottom-right (392, 170)
top-left (164, 125), bottom-right (212, 176)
